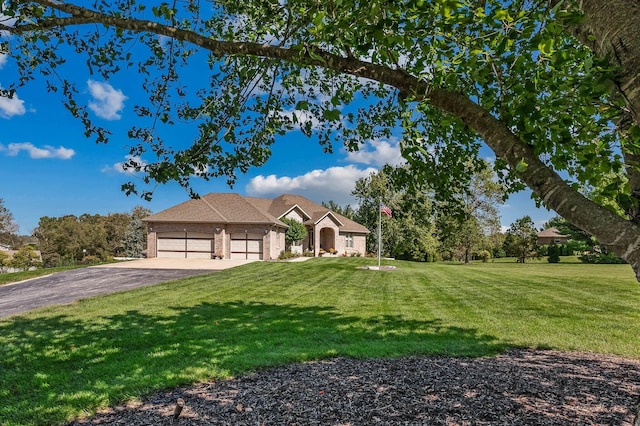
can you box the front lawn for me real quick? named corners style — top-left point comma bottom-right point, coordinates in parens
top-left (1, 258), bottom-right (639, 425)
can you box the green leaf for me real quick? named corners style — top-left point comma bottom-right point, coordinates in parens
top-left (516, 158), bottom-right (528, 173)
top-left (322, 109), bottom-right (341, 121)
top-left (538, 38), bottom-right (555, 56)
top-left (295, 100), bottom-right (309, 111)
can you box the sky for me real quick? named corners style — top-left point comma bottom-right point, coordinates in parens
top-left (0, 44), bottom-right (555, 236)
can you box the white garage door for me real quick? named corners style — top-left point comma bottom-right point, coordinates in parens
top-left (230, 233), bottom-right (263, 260)
top-left (157, 232), bottom-right (214, 259)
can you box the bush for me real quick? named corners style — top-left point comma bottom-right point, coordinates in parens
top-left (475, 250), bottom-right (491, 263)
top-left (492, 248), bottom-right (506, 258)
top-left (547, 243), bottom-right (560, 263)
top-left (278, 251), bottom-right (301, 260)
top-left (578, 252), bottom-right (627, 264)
top-left (303, 249), bottom-right (314, 257)
top-left (81, 255), bottom-right (100, 265)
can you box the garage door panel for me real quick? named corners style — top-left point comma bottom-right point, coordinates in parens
top-left (247, 240), bottom-right (261, 252)
top-left (157, 232), bottom-right (214, 259)
top-left (187, 239), bottom-right (212, 251)
top-left (157, 250), bottom-right (188, 259)
top-left (158, 238), bottom-right (186, 252)
top-left (230, 240), bottom-right (247, 252)
top-left (229, 234), bottom-right (263, 260)
top-left (246, 252), bottom-right (262, 260)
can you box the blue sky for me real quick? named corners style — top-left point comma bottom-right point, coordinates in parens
top-left (0, 48), bottom-right (554, 235)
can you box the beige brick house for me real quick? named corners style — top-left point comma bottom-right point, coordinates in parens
top-left (143, 193), bottom-right (369, 260)
top-left (536, 227), bottom-right (569, 246)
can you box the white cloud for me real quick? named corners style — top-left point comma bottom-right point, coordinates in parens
top-left (0, 90), bottom-right (26, 118)
top-left (344, 137), bottom-right (405, 167)
top-left (102, 155), bottom-right (147, 174)
top-left (87, 80), bottom-right (127, 120)
top-left (0, 53), bottom-right (7, 69)
top-left (0, 142), bottom-right (74, 159)
top-left (246, 165), bottom-right (377, 206)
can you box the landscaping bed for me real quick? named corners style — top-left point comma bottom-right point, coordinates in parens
top-left (69, 349), bottom-right (640, 425)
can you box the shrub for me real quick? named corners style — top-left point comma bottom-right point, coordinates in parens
top-left (547, 243), bottom-right (560, 263)
top-left (492, 248), bottom-right (506, 259)
top-left (476, 250), bottom-right (491, 263)
top-left (579, 252), bottom-right (627, 264)
top-left (303, 249), bottom-right (314, 257)
top-left (278, 250), bottom-right (300, 260)
top-left (81, 255), bottom-right (100, 265)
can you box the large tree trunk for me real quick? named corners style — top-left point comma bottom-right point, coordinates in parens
top-left (572, 0), bottom-right (640, 126)
top-left (564, 0), bottom-right (640, 224)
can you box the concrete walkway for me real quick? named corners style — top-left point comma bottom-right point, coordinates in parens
top-left (92, 258), bottom-right (258, 270)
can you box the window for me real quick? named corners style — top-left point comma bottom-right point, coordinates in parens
top-left (345, 233), bottom-right (353, 248)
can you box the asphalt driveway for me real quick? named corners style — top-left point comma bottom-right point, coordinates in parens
top-left (0, 259), bottom-right (256, 319)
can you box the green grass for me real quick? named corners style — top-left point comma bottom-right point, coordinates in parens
top-left (1, 258), bottom-right (639, 425)
top-left (0, 265), bottom-right (86, 286)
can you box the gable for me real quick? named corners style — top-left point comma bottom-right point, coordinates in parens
top-left (280, 205), bottom-right (311, 222)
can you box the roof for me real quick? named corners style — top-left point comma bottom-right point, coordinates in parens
top-left (144, 193), bottom-right (284, 225)
top-left (537, 227), bottom-right (569, 238)
top-left (269, 194), bottom-right (368, 233)
top-left (144, 193), bottom-right (370, 233)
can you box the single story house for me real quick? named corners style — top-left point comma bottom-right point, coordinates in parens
top-left (537, 227), bottom-right (569, 245)
top-left (143, 193), bottom-right (369, 260)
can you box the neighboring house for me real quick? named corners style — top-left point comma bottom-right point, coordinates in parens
top-left (537, 227), bottom-right (569, 245)
top-left (143, 193), bottom-right (369, 260)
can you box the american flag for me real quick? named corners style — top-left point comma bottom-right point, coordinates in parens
top-left (380, 204), bottom-right (392, 217)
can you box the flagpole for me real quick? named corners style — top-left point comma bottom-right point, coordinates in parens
top-left (378, 200), bottom-right (382, 269)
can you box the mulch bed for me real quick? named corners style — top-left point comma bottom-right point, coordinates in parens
top-left (68, 349), bottom-right (640, 425)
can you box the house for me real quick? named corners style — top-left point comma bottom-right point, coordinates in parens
top-left (143, 193), bottom-right (369, 260)
top-left (537, 227), bottom-right (569, 246)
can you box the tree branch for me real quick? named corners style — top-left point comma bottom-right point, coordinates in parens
top-left (8, 0), bottom-right (640, 275)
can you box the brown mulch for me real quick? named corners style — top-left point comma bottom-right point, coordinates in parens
top-left (68, 349), bottom-right (640, 425)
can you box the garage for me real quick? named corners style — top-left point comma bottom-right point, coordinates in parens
top-left (157, 232), bottom-right (215, 259)
top-left (230, 233), bottom-right (263, 260)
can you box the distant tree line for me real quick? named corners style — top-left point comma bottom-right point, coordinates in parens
top-left (328, 163), bottom-right (505, 262)
top-left (0, 198), bottom-right (156, 271)
top-left (322, 165), bottom-right (622, 265)
top-left (33, 206), bottom-right (152, 267)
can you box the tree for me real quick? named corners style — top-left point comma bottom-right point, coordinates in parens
top-left (0, 198), bottom-right (19, 248)
top-left (34, 208), bottom-right (152, 266)
top-left (321, 201), bottom-right (356, 220)
top-left (5, 1), bottom-right (640, 278)
top-left (547, 242), bottom-right (560, 263)
top-left (121, 216), bottom-right (146, 258)
top-left (438, 161), bottom-right (505, 263)
top-left (121, 206), bottom-right (152, 258)
top-left (0, 251), bottom-right (9, 273)
top-left (7, 245), bottom-right (41, 271)
top-left (280, 217), bottom-right (307, 249)
top-left (544, 216), bottom-right (595, 249)
top-left (504, 216), bottom-right (538, 263)
top-left (353, 167), bottom-right (439, 260)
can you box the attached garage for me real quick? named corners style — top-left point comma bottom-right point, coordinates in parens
top-left (230, 233), bottom-right (263, 260)
top-left (157, 232), bottom-right (214, 259)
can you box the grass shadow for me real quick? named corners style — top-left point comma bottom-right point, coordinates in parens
top-left (1, 301), bottom-right (506, 425)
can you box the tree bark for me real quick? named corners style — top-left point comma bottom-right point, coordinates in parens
top-left (561, 0), bottom-right (640, 225)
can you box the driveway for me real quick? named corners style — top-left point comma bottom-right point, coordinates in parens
top-left (0, 259), bottom-right (257, 319)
